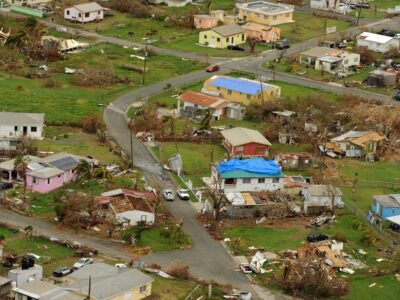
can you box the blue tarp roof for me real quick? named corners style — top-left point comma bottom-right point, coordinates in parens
top-left (209, 77), bottom-right (276, 95)
top-left (217, 158), bottom-right (282, 175)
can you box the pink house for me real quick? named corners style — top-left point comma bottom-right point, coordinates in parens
top-left (193, 15), bottom-right (219, 29)
top-left (0, 152), bottom-right (91, 194)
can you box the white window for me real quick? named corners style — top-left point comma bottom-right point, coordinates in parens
top-left (354, 57), bottom-right (358, 62)
top-left (272, 178), bottom-right (279, 183)
top-left (273, 16), bottom-right (277, 20)
top-left (285, 13), bottom-right (290, 17)
top-left (344, 59), bottom-right (348, 64)
top-left (85, 12), bottom-right (89, 18)
top-left (243, 178), bottom-right (251, 184)
top-left (264, 15), bottom-right (268, 19)
top-left (139, 285), bottom-right (147, 293)
top-left (236, 146), bottom-right (244, 151)
top-left (258, 178), bottom-right (265, 183)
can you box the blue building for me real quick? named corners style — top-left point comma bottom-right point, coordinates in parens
top-left (371, 194), bottom-right (400, 219)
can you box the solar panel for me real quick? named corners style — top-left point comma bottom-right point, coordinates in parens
top-left (48, 156), bottom-right (78, 171)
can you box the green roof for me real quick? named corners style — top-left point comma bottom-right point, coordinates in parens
top-left (220, 170), bottom-right (285, 179)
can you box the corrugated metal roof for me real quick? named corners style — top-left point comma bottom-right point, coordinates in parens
top-left (357, 32), bottom-right (393, 44)
top-left (0, 112), bottom-right (44, 126)
top-left (221, 127), bottom-right (271, 146)
top-left (211, 24), bottom-right (246, 36)
top-left (73, 2), bottom-right (104, 13)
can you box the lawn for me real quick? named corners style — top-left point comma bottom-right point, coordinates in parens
top-left (348, 0), bottom-right (397, 19)
top-left (0, 42), bottom-right (205, 123)
top-left (278, 12), bottom-right (353, 43)
top-left (223, 225), bottom-right (306, 254)
top-left (337, 159), bottom-right (400, 212)
top-left (152, 141), bottom-right (226, 187)
top-left (0, 226), bottom-right (76, 277)
top-left (34, 126), bottom-right (122, 165)
top-left (152, 277), bottom-right (197, 300)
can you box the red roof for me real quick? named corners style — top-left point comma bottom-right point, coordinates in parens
top-left (179, 91), bottom-right (230, 109)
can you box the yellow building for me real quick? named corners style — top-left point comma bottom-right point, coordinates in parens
top-left (202, 75), bottom-right (281, 105)
top-left (236, 1), bottom-right (294, 26)
top-left (199, 24), bottom-right (246, 49)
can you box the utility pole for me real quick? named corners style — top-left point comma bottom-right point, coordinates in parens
top-left (130, 129), bottom-right (133, 168)
top-left (357, 6), bottom-right (362, 25)
top-left (142, 38), bottom-right (149, 85)
top-left (86, 275), bottom-right (91, 300)
top-left (205, 42), bottom-right (209, 65)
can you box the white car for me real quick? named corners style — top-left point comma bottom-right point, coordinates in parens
top-left (177, 189), bottom-right (190, 200)
top-left (73, 257), bottom-right (93, 269)
top-left (162, 189), bottom-right (174, 201)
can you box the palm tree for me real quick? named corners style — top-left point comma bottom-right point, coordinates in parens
top-left (14, 155), bottom-right (28, 202)
top-left (93, 166), bottom-right (112, 181)
top-left (74, 160), bottom-right (92, 182)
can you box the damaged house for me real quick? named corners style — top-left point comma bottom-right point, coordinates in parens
top-left (96, 189), bottom-right (156, 225)
top-left (323, 131), bottom-right (385, 158)
top-left (301, 185), bottom-right (344, 215)
top-left (211, 157), bottom-right (285, 193)
top-left (274, 152), bottom-right (314, 170)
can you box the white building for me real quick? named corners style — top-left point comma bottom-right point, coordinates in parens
top-left (8, 265), bottom-right (43, 287)
top-left (64, 2), bottom-right (106, 23)
top-left (301, 185), bottom-right (344, 214)
top-left (0, 112), bottom-right (44, 151)
top-left (211, 158), bottom-right (285, 193)
top-left (356, 32), bottom-right (400, 53)
top-left (310, 0), bottom-right (340, 11)
top-left (315, 51), bottom-right (360, 74)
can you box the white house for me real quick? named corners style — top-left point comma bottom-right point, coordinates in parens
top-left (315, 51), bottom-right (360, 74)
top-left (64, 2), bottom-right (106, 23)
top-left (0, 112), bottom-right (44, 150)
top-left (310, 0), bottom-right (340, 11)
top-left (357, 32), bottom-right (400, 53)
top-left (301, 185), bottom-right (344, 215)
top-left (211, 158), bottom-right (285, 193)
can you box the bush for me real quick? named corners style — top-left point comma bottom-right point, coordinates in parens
top-left (109, 0), bottom-right (151, 18)
top-left (166, 262), bottom-right (191, 280)
top-left (332, 230), bottom-right (347, 242)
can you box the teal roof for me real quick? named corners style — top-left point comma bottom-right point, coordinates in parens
top-left (220, 170), bottom-right (285, 179)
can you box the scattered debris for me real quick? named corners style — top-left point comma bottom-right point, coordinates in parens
top-left (64, 67), bottom-right (76, 74)
top-left (358, 249), bottom-right (367, 255)
top-left (369, 283), bottom-right (376, 288)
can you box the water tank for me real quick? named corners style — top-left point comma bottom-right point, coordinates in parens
top-left (21, 256), bottom-right (35, 270)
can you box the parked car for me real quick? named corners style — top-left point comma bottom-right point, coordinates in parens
top-left (393, 90), bottom-right (400, 101)
top-left (0, 182), bottom-right (13, 190)
top-left (206, 65), bottom-right (220, 72)
top-left (53, 266), bottom-right (73, 277)
top-left (115, 263), bottom-right (127, 268)
top-left (378, 29), bottom-right (396, 37)
top-left (162, 189), bottom-right (174, 201)
top-left (177, 189), bottom-right (190, 200)
top-left (227, 45), bottom-right (245, 51)
top-left (276, 39), bottom-right (290, 50)
top-left (240, 263), bottom-right (253, 274)
top-left (73, 257), bottom-right (93, 269)
top-left (307, 232), bottom-right (329, 243)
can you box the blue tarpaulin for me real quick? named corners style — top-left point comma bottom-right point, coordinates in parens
top-left (209, 77), bottom-right (275, 95)
top-left (217, 158), bottom-right (281, 175)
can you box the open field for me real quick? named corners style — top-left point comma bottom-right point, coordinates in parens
top-left (0, 42), bottom-right (205, 123)
top-left (152, 142), bottom-right (226, 188)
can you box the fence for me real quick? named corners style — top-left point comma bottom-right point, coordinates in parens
top-left (342, 194), bottom-right (399, 248)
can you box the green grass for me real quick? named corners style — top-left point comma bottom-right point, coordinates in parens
top-left (337, 159), bottom-right (400, 212)
top-left (34, 127), bottom-right (122, 165)
top-left (223, 225), bottom-right (306, 254)
top-left (348, 1), bottom-right (397, 19)
top-left (0, 43), bottom-right (205, 123)
top-left (154, 142), bottom-right (226, 187)
top-left (278, 12), bottom-right (353, 43)
top-left (142, 227), bottom-right (191, 252)
top-left (152, 277), bottom-right (197, 300)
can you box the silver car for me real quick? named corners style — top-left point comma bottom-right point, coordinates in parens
top-left (162, 189), bottom-right (174, 201)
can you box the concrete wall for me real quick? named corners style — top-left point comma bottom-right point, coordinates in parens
top-left (64, 7), bottom-right (104, 23)
top-left (237, 7), bottom-right (293, 26)
top-left (0, 124), bottom-right (43, 140)
top-left (221, 177), bottom-right (284, 192)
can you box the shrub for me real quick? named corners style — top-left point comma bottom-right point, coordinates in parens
top-left (166, 262), bottom-right (191, 280)
top-left (332, 230), bottom-right (347, 242)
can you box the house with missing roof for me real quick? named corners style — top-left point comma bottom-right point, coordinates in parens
top-left (211, 158), bottom-right (285, 193)
top-left (372, 194), bottom-right (400, 219)
top-left (96, 189), bottom-right (156, 225)
top-left (356, 32), bottom-right (400, 53)
top-left (64, 2), bottom-right (107, 23)
top-left (12, 263), bottom-right (153, 300)
top-left (0, 152), bottom-right (92, 193)
top-left (199, 24), bottom-right (246, 49)
top-left (242, 22), bottom-right (281, 42)
top-left (236, 1), bottom-right (294, 26)
top-left (202, 75), bottom-right (281, 105)
top-left (0, 112), bottom-right (44, 151)
top-left (221, 127), bottom-right (271, 157)
top-left (299, 47), bottom-right (360, 74)
top-left (194, 14), bottom-right (219, 29)
top-left (177, 91), bottom-right (245, 121)
top-left (323, 131), bottom-right (385, 158)
top-left (301, 185), bottom-right (344, 215)
top-left (274, 152), bottom-right (314, 170)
